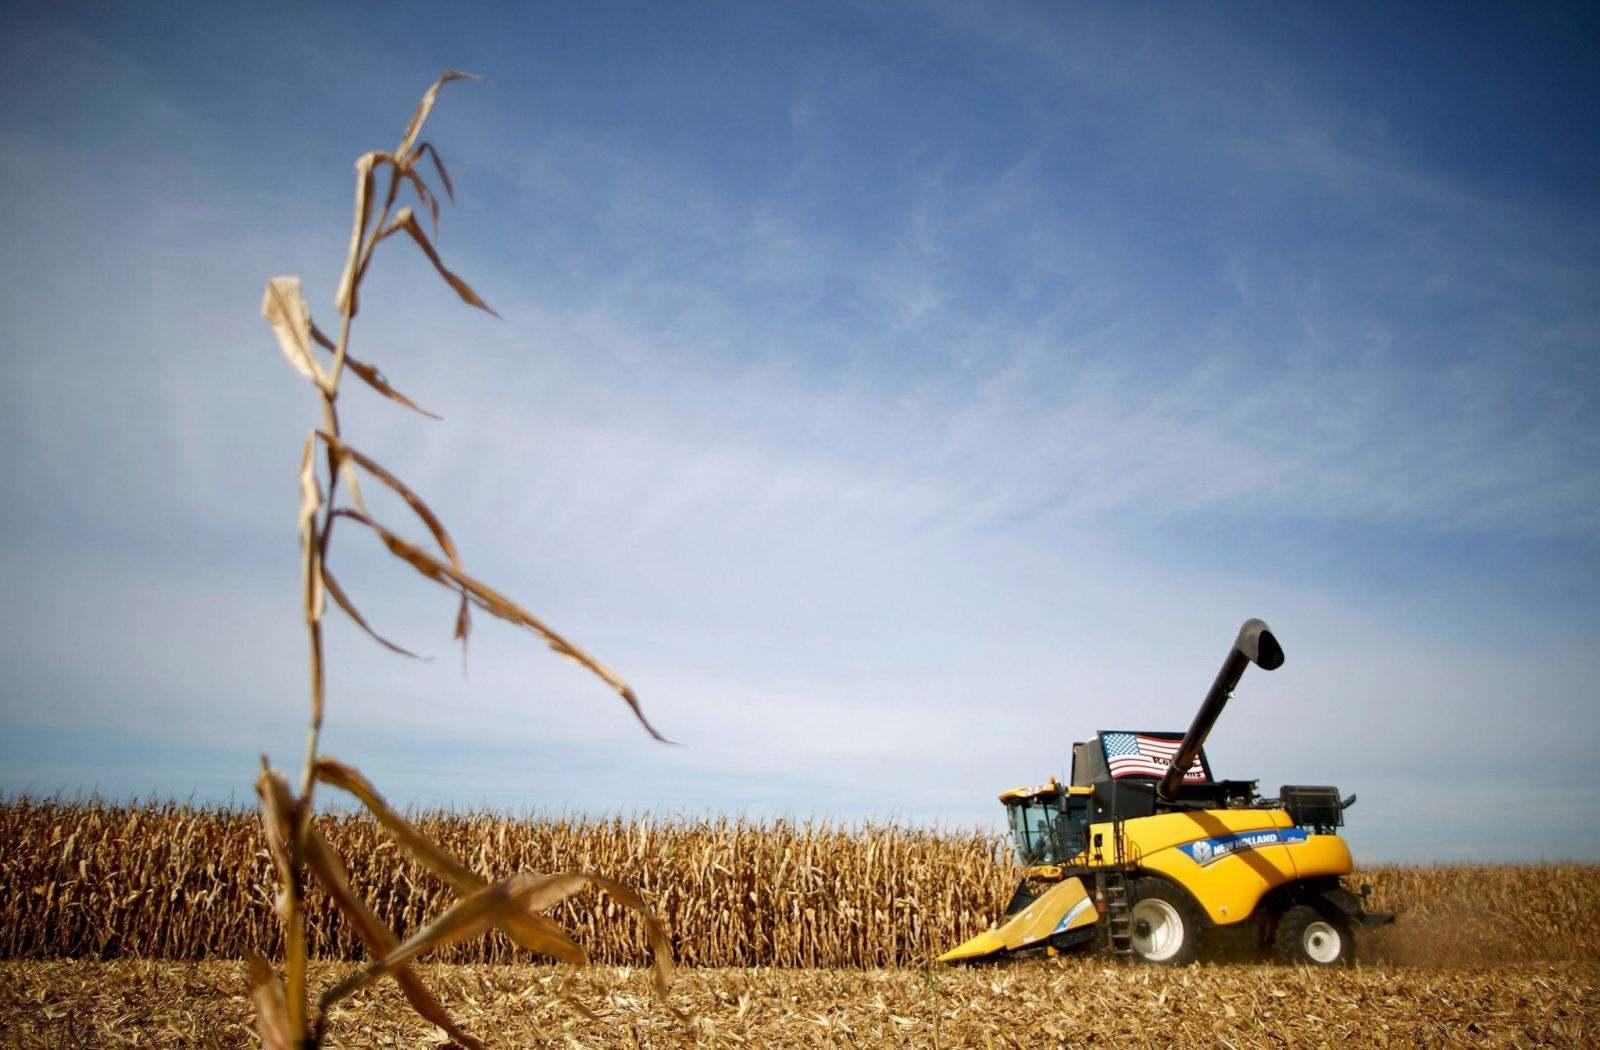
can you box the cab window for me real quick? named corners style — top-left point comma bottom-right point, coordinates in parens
top-left (1006, 794), bottom-right (1090, 865)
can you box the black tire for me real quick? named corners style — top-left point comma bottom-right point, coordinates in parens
top-left (1128, 878), bottom-right (1201, 966)
top-left (1275, 904), bottom-right (1353, 966)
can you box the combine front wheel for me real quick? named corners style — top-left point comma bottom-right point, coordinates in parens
top-left (1275, 904), bottom-right (1352, 966)
top-left (1129, 878), bottom-right (1200, 965)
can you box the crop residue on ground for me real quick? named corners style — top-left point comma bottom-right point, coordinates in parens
top-left (3, 959), bottom-right (1595, 1048)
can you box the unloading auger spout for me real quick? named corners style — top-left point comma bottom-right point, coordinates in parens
top-left (1154, 618), bottom-right (1284, 803)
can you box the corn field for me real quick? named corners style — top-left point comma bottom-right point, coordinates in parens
top-left (3, 800), bottom-right (1596, 969)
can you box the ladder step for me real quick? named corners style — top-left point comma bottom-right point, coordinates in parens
top-left (1100, 872), bottom-right (1135, 953)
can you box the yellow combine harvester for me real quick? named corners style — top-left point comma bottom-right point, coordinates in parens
top-left (942, 619), bottom-right (1393, 966)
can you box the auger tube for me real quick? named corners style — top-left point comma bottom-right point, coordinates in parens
top-left (1156, 618), bottom-right (1284, 803)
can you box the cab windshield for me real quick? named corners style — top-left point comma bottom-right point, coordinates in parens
top-left (1006, 794), bottom-right (1088, 866)
top-left (1007, 795), bottom-right (1063, 865)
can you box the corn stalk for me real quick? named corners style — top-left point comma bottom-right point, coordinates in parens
top-left (251, 72), bottom-right (673, 1048)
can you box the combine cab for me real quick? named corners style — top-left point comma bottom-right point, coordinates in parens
top-left (941, 619), bottom-right (1393, 966)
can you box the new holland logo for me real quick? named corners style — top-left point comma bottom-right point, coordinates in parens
top-left (1179, 827), bottom-right (1308, 866)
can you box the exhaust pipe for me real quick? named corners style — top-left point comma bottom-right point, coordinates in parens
top-left (1155, 618), bottom-right (1284, 802)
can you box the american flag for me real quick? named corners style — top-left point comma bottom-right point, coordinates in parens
top-left (1101, 732), bottom-right (1208, 782)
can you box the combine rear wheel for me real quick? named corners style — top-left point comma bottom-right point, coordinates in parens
top-left (1275, 904), bottom-right (1353, 966)
top-left (1129, 878), bottom-right (1200, 966)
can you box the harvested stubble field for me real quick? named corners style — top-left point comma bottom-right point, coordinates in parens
top-left (3, 801), bottom-right (1598, 1046)
top-left (3, 959), bottom-right (1595, 1048)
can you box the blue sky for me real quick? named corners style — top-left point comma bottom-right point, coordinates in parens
top-left (1, 2), bottom-right (1597, 862)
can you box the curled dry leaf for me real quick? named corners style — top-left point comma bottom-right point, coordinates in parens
top-left (301, 827), bottom-right (482, 1050)
top-left (412, 142), bottom-right (455, 201)
top-left (332, 508), bottom-right (669, 742)
top-left (372, 150), bottom-right (444, 240)
top-left (335, 153), bottom-right (379, 319)
top-left (314, 757), bottom-right (477, 889)
top-left (244, 950), bottom-right (294, 1050)
top-left (334, 142), bottom-right (449, 325)
top-left (262, 277), bottom-right (329, 390)
top-left (321, 565), bottom-right (423, 658)
top-left (380, 207), bottom-right (500, 317)
top-left (394, 70), bottom-right (481, 163)
top-left (316, 433), bottom-right (469, 648)
top-left (313, 756), bottom-right (592, 967)
top-left (297, 433), bottom-right (323, 554)
top-left (344, 359), bottom-right (443, 420)
top-left (298, 434), bottom-right (326, 731)
top-left (453, 590), bottom-right (472, 649)
top-left (254, 767), bottom-right (307, 1039)
top-left (305, 617), bottom-right (326, 735)
top-left (320, 873), bottom-right (601, 1011)
top-left (584, 874), bottom-right (677, 999)
top-left (308, 317), bottom-right (441, 421)
top-left (254, 767), bottom-right (296, 897)
top-left (315, 433), bottom-right (461, 568)
top-left (401, 163), bottom-right (443, 239)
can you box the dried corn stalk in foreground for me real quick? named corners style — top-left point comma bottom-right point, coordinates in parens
top-left (252, 71), bottom-right (673, 1048)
